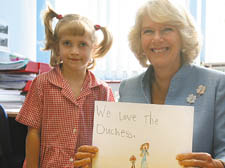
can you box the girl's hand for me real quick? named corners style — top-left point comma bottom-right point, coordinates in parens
top-left (74, 145), bottom-right (98, 168)
top-left (176, 152), bottom-right (223, 168)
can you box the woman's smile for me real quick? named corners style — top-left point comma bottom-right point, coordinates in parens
top-left (150, 47), bottom-right (169, 53)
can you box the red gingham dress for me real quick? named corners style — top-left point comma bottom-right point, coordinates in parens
top-left (16, 66), bottom-right (115, 168)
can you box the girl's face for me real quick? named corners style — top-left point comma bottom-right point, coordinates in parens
top-left (58, 33), bottom-right (95, 72)
top-left (141, 15), bottom-right (182, 70)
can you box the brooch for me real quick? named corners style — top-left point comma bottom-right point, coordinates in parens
top-left (196, 85), bottom-right (206, 95)
top-left (186, 85), bottom-right (206, 104)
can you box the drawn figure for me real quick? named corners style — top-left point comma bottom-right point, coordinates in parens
top-left (129, 155), bottom-right (136, 168)
top-left (140, 143), bottom-right (150, 168)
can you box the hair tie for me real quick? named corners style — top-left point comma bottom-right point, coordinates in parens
top-left (94, 25), bottom-right (101, 31)
top-left (56, 14), bottom-right (63, 20)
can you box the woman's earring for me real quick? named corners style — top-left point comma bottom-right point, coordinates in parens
top-left (57, 56), bottom-right (62, 64)
top-left (87, 58), bottom-right (95, 69)
top-left (89, 57), bottom-right (94, 63)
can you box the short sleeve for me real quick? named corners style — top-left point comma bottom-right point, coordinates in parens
top-left (16, 77), bottom-right (43, 129)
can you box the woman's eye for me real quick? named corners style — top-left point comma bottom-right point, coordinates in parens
top-left (162, 27), bottom-right (173, 33)
top-left (143, 29), bottom-right (154, 34)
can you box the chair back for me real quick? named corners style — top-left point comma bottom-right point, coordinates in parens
top-left (0, 105), bottom-right (12, 167)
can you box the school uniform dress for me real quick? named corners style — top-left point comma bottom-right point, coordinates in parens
top-left (16, 65), bottom-right (115, 168)
top-left (119, 63), bottom-right (225, 161)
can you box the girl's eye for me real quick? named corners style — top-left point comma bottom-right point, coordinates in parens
top-left (63, 41), bottom-right (71, 46)
top-left (80, 42), bottom-right (87, 47)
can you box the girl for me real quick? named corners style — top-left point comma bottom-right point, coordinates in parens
top-left (140, 143), bottom-right (149, 168)
top-left (16, 6), bottom-right (114, 168)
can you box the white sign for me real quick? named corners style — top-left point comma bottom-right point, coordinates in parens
top-left (92, 101), bottom-right (194, 168)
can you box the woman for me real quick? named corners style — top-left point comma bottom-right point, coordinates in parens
top-left (119, 0), bottom-right (225, 167)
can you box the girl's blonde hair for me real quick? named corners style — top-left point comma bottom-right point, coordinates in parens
top-left (129, 0), bottom-right (201, 67)
top-left (42, 7), bottom-right (113, 69)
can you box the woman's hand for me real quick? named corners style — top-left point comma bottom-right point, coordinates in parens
top-left (176, 152), bottom-right (223, 168)
top-left (74, 145), bottom-right (98, 168)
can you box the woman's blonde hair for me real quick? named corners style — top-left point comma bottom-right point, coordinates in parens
top-left (129, 0), bottom-right (201, 67)
top-left (42, 7), bottom-right (113, 69)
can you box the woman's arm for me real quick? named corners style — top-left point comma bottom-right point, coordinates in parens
top-left (214, 76), bottom-right (225, 160)
top-left (26, 127), bottom-right (40, 168)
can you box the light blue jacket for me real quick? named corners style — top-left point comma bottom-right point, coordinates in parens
top-left (119, 64), bottom-right (225, 161)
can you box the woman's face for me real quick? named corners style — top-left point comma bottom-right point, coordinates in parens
top-left (141, 15), bottom-right (182, 70)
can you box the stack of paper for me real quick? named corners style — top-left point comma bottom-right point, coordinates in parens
top-left (0, 50), bottom-right (51, 110)
top-left (0, 59), bottom-right (29, 70)
top-left (0, 73), bottom-right (35, 89)
top-left (0, 50), bottom-right (30, 108)
top-left (0, 89), bottom-right (24, 110)
top-left (0, 50), bottom-right (33, 90)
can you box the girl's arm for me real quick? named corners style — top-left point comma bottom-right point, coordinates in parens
top-left (26, 127), bottom-right (41, 168)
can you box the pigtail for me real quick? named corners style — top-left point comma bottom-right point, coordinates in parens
top-left (87, 26), bottom-right (112, 69)
top-left (42, 7), bottom-right (58, 50)
top-left (94, 26), bottom-right (113, 59)
top-left (42, 7), bottom-right (60, 66)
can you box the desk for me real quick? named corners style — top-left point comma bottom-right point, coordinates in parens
top-left (6, 108), bottom-right (20, 117)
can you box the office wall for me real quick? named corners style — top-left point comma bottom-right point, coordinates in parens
top-left (0, 0), bottom-right (36, 61)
